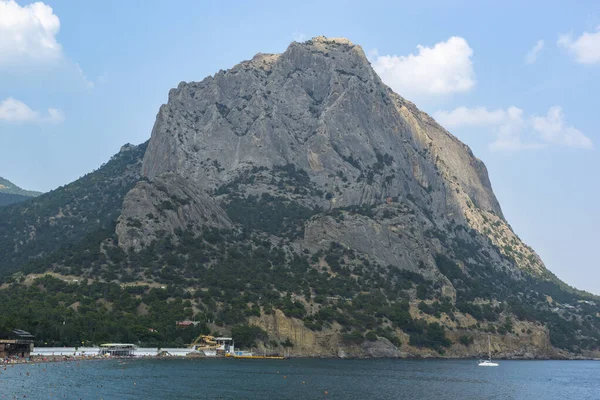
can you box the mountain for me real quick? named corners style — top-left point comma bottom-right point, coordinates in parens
top-left (0, 37), bottom-right (598, 357)
top-left (0, 177), bottom-right (42, 197)
top-left (0, 177), bottom-right (42, 206)
top-left (0, 143), bottom-right (147, 277)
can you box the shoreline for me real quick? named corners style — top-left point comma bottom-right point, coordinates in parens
top-left (26, 346), bottom-right (600, 362)
top-left (8, 353), bottom-right (597, 366)
top-left (3, 354), bottom-right (115, 365)
top-left (3, 355), bottom-right (598, 368)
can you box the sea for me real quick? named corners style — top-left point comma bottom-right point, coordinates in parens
top-left (1, 358), bottom-right (598, 399)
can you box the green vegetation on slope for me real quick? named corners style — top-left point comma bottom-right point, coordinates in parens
top-left (17, 212), bottom-right (598, 353)
top-left (0, 192), bottom-right (32, 207)
top-left (0, 142), bottom-right (147, 277)
top-left (0, 177), bottom-right (42, 197)
top-left (435, 240), bottom-right (600, 353)
top-left (0, 160), bottom-right (598, 355)
top-left (0, 276), bottom-right (204, 347)
top-left (14, 224), bottom-right (455, 351)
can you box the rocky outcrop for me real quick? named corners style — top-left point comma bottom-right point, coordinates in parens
top-left (141, 37), bottom-right (500, 215)
top-left (116, 173), bottom-right (232, 251)
top-left (120, 36), bottom-right (543, 275)
top-left (249, 310), bottom-right (403, 358)
top-left (249, 310), bottom-right (559, 359)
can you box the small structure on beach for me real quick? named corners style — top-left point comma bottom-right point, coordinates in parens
top-left (98, 343), bottom-right (137, 357)
top-left (0, 329), bottom-right (35, 359)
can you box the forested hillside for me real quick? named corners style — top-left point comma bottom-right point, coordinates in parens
top-left (0, 143), bottom-right (147, 278)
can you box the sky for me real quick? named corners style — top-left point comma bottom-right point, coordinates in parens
top-left (0, 0), bottom-right (599, 293)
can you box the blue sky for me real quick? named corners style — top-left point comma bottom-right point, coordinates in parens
top-left (1, 0), bottom-right (599, 293)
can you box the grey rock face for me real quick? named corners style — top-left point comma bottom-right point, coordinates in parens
top-left (120, 36), bottom-right (545, 276)
top-left (116, 173), bottom-right (231, 251)
top-left (142, 37), bottom-right (499, 212)
top-left (360, 337), bottom-right (402, 358)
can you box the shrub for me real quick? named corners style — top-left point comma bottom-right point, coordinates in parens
top-left (231, 325), bottom-right (268, 349)
top-left (459, 335), bottom-right (474, 346)
top-left (342, 330), bottom-right (364, 344)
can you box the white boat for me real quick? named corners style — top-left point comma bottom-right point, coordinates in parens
top-left (478, 336), bottom-right (499, 367)
top-left (478, 359), bottom-right (499, 367)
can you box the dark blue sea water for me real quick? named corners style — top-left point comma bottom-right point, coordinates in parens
top-left (0, 358), bottom-right (598, 399)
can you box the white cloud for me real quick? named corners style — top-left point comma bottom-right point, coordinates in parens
top-left (557, 27), bottom-right (600, 64)
top-left (532, 106), bottom-right (593, 149)
top-left (434, 106), bottom-right (507, 127)
top-left (46, 107), bottom-right (65, 124)
top-left (0, 0), bottom-right (62, 67)
top-left (525, 40), bottom-right (544, 64)
top-left (435, 106), bottom-right (540, 151)
top-left (75, 62), bottom-right (94, 89)
top-left (0, 1), bottom-right (93, 90)
top-left (0, 97), bottom-right (37, 122)
top-left (0, 97), bottom-right (64, 124)
top-left (370, 37), bottom-right (476, 99)
top-left (489, 107), bottom-right (546, 151)
top-left (434, 105), bottom-right (593, 151)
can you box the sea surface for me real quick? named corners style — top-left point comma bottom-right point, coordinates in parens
top-left (0, 358), bottom-right (598, 399)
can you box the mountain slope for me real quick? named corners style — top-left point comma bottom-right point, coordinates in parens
top-left (0, 177), bottom-right (42, 197)
top-left (0, 37), bottom-right (598, 358)
top-left (0, 192), bottom-right (32, 207)
top-left (112, 37), bottom-right (597, 356)
top-left (0, 143), bottom-right (147, 278)
top-left (0, 177), bottom-right (42, 206)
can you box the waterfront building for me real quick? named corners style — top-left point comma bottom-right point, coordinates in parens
top-left (98, 343), bottom-right (137, 356)
top-left (0, 329), bottom-right (34, 359)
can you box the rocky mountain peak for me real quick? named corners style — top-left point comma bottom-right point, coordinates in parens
top-left (122, 37), bottom-right (545, 276)
top-left (142, 36), bottom-right (499, 212)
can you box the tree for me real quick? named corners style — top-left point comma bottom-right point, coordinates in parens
top-left (231, 325), bottom-right (268, 349)
top-left (459, 335), bottom-right (474, 346)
